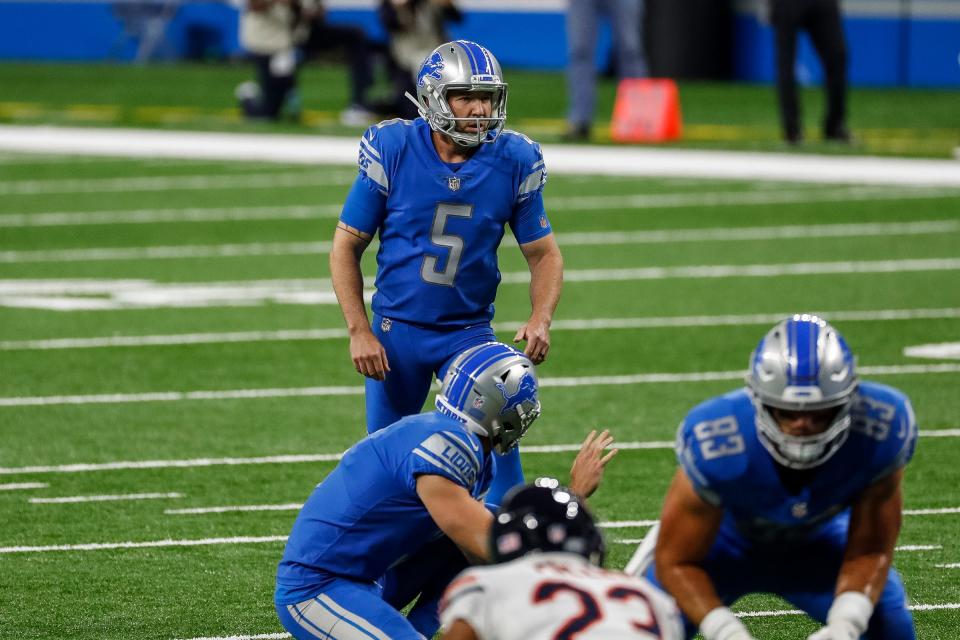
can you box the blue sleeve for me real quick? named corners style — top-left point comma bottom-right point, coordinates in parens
top-left (340, 174), bottom-right (387, 235)
top-left (509, 141), bottom-right (551, 244)
top-left (402, 430), bottom-right (483, 492)
top-left (339, 126), bottom-right (390, 234)
top-left (510, 191), bottom-right (552, 245)
top-left (868, 392), bottom-right (919, 483)
top-left (674, 397), bottom-right (752, 507)
top-left (676, 419), bottom-right (724, 507)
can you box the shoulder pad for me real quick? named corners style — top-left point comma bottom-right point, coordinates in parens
top-left (676, 391), bottom-right (754, 503)
top-left (852, 382), bottom-right (918, 480)
top-left (412, 429), bottom-right (483, 487)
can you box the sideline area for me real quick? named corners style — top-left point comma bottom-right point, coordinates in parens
top-left (1, 124), bottom-right (959, 186)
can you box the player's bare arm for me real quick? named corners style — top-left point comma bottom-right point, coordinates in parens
top-left (805, 469), bottom-right (906, 640)
top-left (838, 467), bottom-right (904, 599)
top-left (515, 233), bottom-right (563, 364)
top-left (655, 468), bottom-right (729, 625)
top-left (569, 429), bottom-right (618, 498)
top-left (417, 474), bottom-right (494, 562)
top-left (330, 222), bottom-right (390, 380)
top-left (441, 619), bottom-right (480, 640)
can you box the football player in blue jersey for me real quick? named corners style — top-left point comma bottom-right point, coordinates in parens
top-left (275, 342), bottom-right (617, 640)
top-left (329, 40), bottom-right (564, 506)
top-left (625, 315), bottom-right (917, 640)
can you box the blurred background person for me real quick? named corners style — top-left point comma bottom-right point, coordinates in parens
top-left (236, 0), bottom-right (301, 121)
top-left (770, 0), bottom-right (850, 145)
top-left (297, 0), bottom-right (378, 125)
top-left (377, 0), bottom-right (462, 120)
top-left (237, 0), bottom-right (377, 124)
top-left (565, 0), bottom-right (648, 141)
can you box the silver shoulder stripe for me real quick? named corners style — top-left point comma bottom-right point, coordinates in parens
top-left (518, 169), bottom-right (544, 197)
top-left (360, 136), bottom-right (381, 160)
top-left (413, 448), bottom-right (467, 483)
top-left (362, 158), bottom-right (389, 192)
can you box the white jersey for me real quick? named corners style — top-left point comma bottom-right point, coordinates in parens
top-left (439, 553), bottom-right (684, 640)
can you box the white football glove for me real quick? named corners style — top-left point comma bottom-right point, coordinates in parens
top-left (806, 592), bottom-right (873, 640)
top-left (700, 607), bottom-right (756, 640)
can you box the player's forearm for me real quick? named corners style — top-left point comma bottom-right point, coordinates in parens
top-left (527, 249), bottom-right (563, 323)
top-left (835, 552), bottom-right (894, 602)
top-left (658, 563), bottom-right (724, 626)
top-left (839, 470), bottom-right (903, 601)
top-left (329, 244), bottom-right (371, 335)
top-left (436, 505), bottom-right (493, 562)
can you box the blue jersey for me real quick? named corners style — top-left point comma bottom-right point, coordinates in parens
top-left (340, 118), bottom-right (552, 327)
top-left (275, 412), bottom-right (495, 604)
top-left (676, 381), bottom-right (918, 543)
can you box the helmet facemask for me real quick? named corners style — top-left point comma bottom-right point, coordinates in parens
top-left (752, 396), bottom-right (853, 469)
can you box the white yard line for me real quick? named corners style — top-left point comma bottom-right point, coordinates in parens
top-left (3, 307), bottom-right (958, 351)
top-left (0, 241), bottom-right (333, 264)
top-left (29, 492), bottom-right (182, 504)
top-left (0, 482), bottom-right (48, 490)
top-left (903, 507), bottom-right (960, 515)
top-left (3, 220), bottom-right (957, 264)
top-left (5, 257), bottom-right (960, 312)
top-left (0, 205), bottom-right (342, 227)
top-left (0, 535), bottom-right (288, 554)
top-left (599, 520), bottom-right (660, 529)
top-left (936, 563), bottom-right (960, 569)
top-left (548, 187), bottom-right (960, 211)
top-left (1, 430), bottom-right (956, 476)
top-left (3, 125), bottom-right (960, 186)
top-left (4, 189), bottom-right (959, 229)
top-left (166, 503), bottom-right (303, 515)
top-left (1, 364), bottom-right (958, 408)
top-left (0, 171), bottom-right (352, 195)
top-left (499, 257), bottom-right (960, 284)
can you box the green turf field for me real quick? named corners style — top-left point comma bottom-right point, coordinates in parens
top-left (1, 62), bottom-right (958, 157)
top-left (1, 143), bottom-right (959, 640)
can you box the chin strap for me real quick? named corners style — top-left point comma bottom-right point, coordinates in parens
top-left (404, 91), bottom-right (426, 119)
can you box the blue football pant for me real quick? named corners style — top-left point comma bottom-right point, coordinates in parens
top-left (275, 536), bottom-right (468, 640)
top-left (646, 513), bottom-right (915, 639)
top-left (365, 315), bottom-right (524, 506)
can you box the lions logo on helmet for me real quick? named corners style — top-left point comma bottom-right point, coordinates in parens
top-left (747, 314), bottom-right (859, 469)
top-left (491, 478), bottom-right (606, 567)
top-left (497, 373), bottom-right (537, 416)
top-left (417, 51), bottom-right (445, 87)
top-left (404, 40), bottom-right (508, 148)
top-left (436, 342), bottom-right (540, 454)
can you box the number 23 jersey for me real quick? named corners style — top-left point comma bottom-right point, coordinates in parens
top-left (340, 118), bottom-right (552, 327)
top-left (440, 553), bottom-right (684, 640)
top-left (676, 381), bottom-right (918, 542)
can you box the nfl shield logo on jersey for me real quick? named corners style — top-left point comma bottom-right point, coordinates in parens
top-left (380, 317), bottom-right (392, 332)
top-left (447, 176), bottom-right (461, 191)
top-left (791, 502), bottom-right (808, 518)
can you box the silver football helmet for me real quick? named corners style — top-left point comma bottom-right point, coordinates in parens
top-left (436, 342), bottom-right (540, 454)
top-left (747, 314), bottom-right (859, 469)
top-left (405, 40), bottom-right (508, 147)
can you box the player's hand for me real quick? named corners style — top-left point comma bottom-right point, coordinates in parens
top-left (807, 623), bottom-right (859, 640)
top-left (513, 315), bottom-right (551, 364)
top-left (349, 329), bottom-right (390, 381)
top-left (569, 429), bottom-right (617, 499)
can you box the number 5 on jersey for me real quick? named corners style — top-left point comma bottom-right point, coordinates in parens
top-left (421, 203), bottom-right (473, 286)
